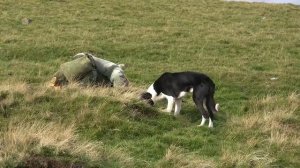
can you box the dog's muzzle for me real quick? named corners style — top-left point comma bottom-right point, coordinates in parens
top-left (140, 92), bottom-right (154, 106)
top-left (147, 99), bottom-right (154, 106)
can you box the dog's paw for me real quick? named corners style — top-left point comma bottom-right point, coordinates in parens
top-left (161, 109), bottom-right (171, 113)
top-left (174, 112), bottom-right (180, 116)
top-left (162, 109), bottom-right (168, 113)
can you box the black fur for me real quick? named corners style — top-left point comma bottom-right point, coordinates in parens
top-left (152, 71), bottom-right (217, 120)
top-left (140, 92), bottom-right (152, 100)
top-left (140, 92), bottom-right (154, 106)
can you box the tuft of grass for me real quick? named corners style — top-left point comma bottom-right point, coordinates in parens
top-left (221, 148), bottom-right (274, 168)
top-left (0, 120), bottom-right (103, 167)
top-left (221, 93), bottom-right (300, 167)
top-left (60, 83), bottom-right (144, 103)
top-left (156, 145), bottom-right (215, 168)
top-left (0, 82), bottom-right (30, 95)
top-left (0, 91), bottom-right (15, 118)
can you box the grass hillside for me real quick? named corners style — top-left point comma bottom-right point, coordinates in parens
top-left (0, 0), bottom-right (299, 167)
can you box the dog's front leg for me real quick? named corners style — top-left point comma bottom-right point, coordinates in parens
top-left (174, 99), bottom-right (182, 116)
top-left (164, 96), bottom-right (175, 113)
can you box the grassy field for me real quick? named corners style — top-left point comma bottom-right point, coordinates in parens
top-left (0, 0), bottom-right (299, 167)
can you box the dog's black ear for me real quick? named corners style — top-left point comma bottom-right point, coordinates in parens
top-left (140, 92), bottom-right (152, 100)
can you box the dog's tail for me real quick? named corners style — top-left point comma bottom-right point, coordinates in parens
top-left (206, 84), bottom-right (219, 113)
top-left (207, 94), bottom-right (219, 113)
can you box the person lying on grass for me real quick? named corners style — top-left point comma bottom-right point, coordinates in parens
top-left (51, 53), bottom-right (129, 87)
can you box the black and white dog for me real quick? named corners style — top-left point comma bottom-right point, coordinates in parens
top-left (141, 71), bottom-right (219, 128)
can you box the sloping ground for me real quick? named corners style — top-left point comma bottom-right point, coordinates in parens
top-left (0, 83), bottom-right (299, 167)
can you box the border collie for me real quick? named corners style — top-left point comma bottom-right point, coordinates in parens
top-left (141, 71), bottom-right (219, 128)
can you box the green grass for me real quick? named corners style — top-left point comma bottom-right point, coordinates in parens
top-left (0, 0), bottom-right (299, 167)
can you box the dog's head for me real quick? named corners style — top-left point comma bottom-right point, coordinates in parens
top-left (140, 92), bottom-right (154, 106)
top-left (140, 83), bottom-right (164, 106)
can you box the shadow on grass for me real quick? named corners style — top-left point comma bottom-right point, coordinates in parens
top-left (17, 155), bottom-right (85, 168)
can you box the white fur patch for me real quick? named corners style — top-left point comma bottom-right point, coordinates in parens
top-left (74, 53), bottom-right (86, 57)
top-left (165, 95), bottom-right (175, 112)
top-left (178, 88), bottom-right (193, 98)
top-left (203, 98), bottom-right (208, 111)
top-left (178, 91), bottom-right (187, 98)
top-left (198, 116), bottom-right (207, 126)
top-left (146, 84), bottom-right (166, 102)
top-left (147, 84), bottom-right (157, 98)
top-left (174, 99), bottom-right (182, 115)
top-left (215, 103), bottom-right (220, 111)
top-left (118, 64), bottom-right (126, 69)
top-left (208, 118), bottom-right (213, 128)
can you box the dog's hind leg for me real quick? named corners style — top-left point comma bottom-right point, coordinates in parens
top-left (193, 86), bottom-right (210, 127)
top-left (174, 99), bottom-right (182, 116)
top-left (206, 96), bottom-right (215, 128)
top-left (195, 98), bottom-right (209, 127)
top-left (207, 93), bottom-right (218, 113)
top-left (199, 115), bottom-right (207, 126)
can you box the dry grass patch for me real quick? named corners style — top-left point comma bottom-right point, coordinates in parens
top-left (221, 93), bottom-right (299, 167)
top-left (0, 120), bottom-right (103, 167)
top-left (234, 93), bottom-right (299, 146)
top-left (0, 91), bottom-right (15, 118)
top-left (59, 83), bottom-right (143, 103)
top-left (0, 82), bottom-right (49, 103)
top-left (0, 82), bottom-right (30, 117)
top-left (0, 82), bottom-right (30, 95)
top-left (156, 145), bottom-right (215, 168)
top-left (221, 148), bottom-right (274, 168)
top-left (1, 81), bottom-right (143, 105)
